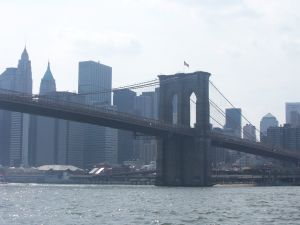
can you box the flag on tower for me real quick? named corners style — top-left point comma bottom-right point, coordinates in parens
top-left (184, 61), bottom-right (189, 68)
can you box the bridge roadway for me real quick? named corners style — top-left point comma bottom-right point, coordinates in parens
top-left (211, 133), bottom-right (300, 164)
top-left (0, 89), bottom-right (300, 164)
top-left (0, 89), bottom-right (193, 137)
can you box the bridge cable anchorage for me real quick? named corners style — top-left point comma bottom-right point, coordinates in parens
top-left (209, 80), bottom-right (264, 139)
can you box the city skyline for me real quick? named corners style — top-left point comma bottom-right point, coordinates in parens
top-left (1, 0), bottom-right (300, 128)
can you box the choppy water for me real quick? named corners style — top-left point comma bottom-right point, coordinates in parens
top-left (1, 184), bottom-right (300, 225)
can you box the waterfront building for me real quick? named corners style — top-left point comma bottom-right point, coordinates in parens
top-left (286, 103), bottom-right (300, 127)
top-left (224, 108), bottom-right (242, 138)
top-left (113, 89), bottom-right (136, 164)
top-left (78, 61), bottom-right (117, 168)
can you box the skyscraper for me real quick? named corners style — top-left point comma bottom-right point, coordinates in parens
top-left (0, 68), bottom-right (17, 166)
top-left (224, 108), bottom-right (242, 138)
top-left (243, 124), bottom-right (256, 141)
top-left (113, 89), bottom-right (136, 163)
top-left (133, 91), bottom-right (159, 164)
top-left (0, 48), bottom-right (32, 166)
top-left (15, 47), bottom-right (32, 94)
top-left (29, 91), bottom-right (85, 168)
top-left (286, 103), bottom-right (300, 127)
top-left (78, 61), bottom-right (112, 105)
top-left (260, 113), bottom-right (279, 139)
top-left (39, 62), bottom-right (56, 95)
top-left (266, 124), bottom-right (300, 153)
top-left (78, 61), bottom-right (117, 167)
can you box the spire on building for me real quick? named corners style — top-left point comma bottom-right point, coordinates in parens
top-left (39, 61), bottom-right (56, 95)
top-left (21, 46), bottom-right (29, 61)
top-left (16, 46), bottom-right (32, 94)
top-left (43, 61), bottom-right (55, 81)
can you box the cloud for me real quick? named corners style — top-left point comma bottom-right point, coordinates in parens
top-left (281, 37), bottom-right (300, 58)
top-left (57, 29), bottom-right (142, 58)
top-left (167, 0), bottom-right (242, 8)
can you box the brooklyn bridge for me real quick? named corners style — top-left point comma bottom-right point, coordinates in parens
top-left (0, 71), bottom-right (299, 186)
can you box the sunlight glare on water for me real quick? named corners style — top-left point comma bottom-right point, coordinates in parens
top-left (1, 184), bottom-right (300, 225)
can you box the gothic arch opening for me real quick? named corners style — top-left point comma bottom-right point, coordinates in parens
top-left (190, 92), bottom-right (197, 128)
top-left (172, 94), bottom-right (178, 124)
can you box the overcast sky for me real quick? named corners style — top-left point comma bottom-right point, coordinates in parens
top-left (0, 0), bottom-right (299, 128)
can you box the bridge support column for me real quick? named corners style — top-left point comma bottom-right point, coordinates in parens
top-left (156, 71), bottom-right (211, 187)
top-left (156, 133), bottom-right (211, 187)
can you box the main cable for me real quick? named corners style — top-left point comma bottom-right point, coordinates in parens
top-left (209, 80), bottom-right (263, 138)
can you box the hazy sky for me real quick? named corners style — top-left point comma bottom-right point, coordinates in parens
top-left (0, 0), bottom-right (300, 128)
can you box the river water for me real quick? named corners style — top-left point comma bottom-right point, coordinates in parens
top-left (0, 184), bottom-right (300, 225)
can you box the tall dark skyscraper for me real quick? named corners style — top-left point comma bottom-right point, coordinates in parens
top-left (113, 89), bottom-right (136, 163)
top-left (0, 47), bottom-right (32, 166)
top-left (224, 108), bottom-right (242, 138)
top-left (78, 61), bottom-right (112, 105)
top-left (78, 61), bottom-right (117, 168)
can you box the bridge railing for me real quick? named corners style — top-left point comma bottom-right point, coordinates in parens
top-left (0, 88), bottom-right (192, 135)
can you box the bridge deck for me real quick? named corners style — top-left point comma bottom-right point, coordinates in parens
top-left (211, 133), bottom-right (300, 164)
top-left (0, 89), bottom-right (300, 163)
top-left (0, 90), bottom-right (193, 137)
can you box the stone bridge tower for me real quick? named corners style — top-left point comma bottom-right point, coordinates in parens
top-left (156, 71), bottom-right (211, 186)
